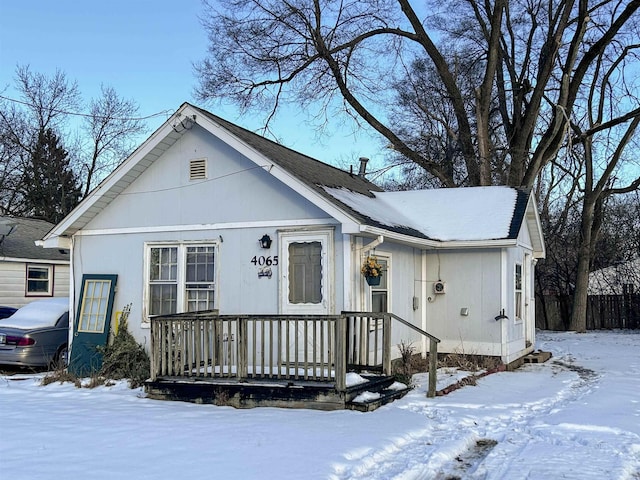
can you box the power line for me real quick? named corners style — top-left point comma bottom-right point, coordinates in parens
top-left (0, 94), bottom-right (173, 121)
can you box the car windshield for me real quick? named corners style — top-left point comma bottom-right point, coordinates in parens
top-left (1, 299), bottom-right (69, 329)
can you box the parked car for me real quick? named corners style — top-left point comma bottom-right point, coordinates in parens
top-left (0, 298), bottom-right (69, 369)
top-left (0, 306), bottom-right (17, 319)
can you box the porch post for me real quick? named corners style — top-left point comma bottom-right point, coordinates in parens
top-left (428, 337), bottom-right (438, 398)
top-left (335, 315), bottom-right (347, 392)
top-left (382, 314), bottom-right (392, 376)
top-left (150, 319), bottom-right (157, 381)
top-left (237, 316), bottom-right (248, 380)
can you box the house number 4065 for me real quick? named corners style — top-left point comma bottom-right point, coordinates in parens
top-left (251, 255), bottom-right (278, 266)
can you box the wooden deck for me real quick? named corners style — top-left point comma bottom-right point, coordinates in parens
top-left (146, 311), bottom-right (440, 411)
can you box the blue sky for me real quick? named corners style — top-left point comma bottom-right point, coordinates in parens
top-left (0, 0), bottom-right (381, 169)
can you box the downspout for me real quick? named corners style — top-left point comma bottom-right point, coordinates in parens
top-left (68, 236), bottom-right (76, 357)
top-left (421, 249), bottom-right (428, 357)
top-left (361, 235), bottom-right (384, 254)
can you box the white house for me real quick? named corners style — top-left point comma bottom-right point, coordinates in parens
top-left (588, 258), bottom-right (640, 295)
top-left (0, 216), bottom-right (70, 307)
top-left (40, 103), bottom-right (545, 369)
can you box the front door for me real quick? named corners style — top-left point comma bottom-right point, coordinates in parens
top-left (279, 230), bottom-right (333, 369)
top-left (279, 230), bottom-right (333, 315)
top-left (68, 274), bottom-right (118, 376)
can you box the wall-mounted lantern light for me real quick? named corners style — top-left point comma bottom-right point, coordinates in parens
top-left (259, 234), bottom-right (272, 249)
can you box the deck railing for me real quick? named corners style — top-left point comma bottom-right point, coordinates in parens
top-left (150, 311), bottom-right (440, 396)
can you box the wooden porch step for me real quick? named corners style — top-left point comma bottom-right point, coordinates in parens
top-left (523, 350), bottom-right (552, 364)
top-left (346, 383), bottom-right (411, 412)
top-left (345, 374), bottom-right (411, 412)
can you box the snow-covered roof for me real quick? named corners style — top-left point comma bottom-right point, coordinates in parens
top-left (40, 102), bottom-right (544, 256)
top-left (324, 186), bottom-right (522, 242)
top-left (588, 258), bottom-right (640, 295)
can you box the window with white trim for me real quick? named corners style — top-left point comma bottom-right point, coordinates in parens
top-left (515, 263), bottom-right (523, 321)
top-left (26, 264), bottom-right (53, 296)
top-left (370, 258), bottom-right (389, 313)
top-left (147, 243), bottom-right (216, 317)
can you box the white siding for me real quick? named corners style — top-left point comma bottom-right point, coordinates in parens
top-left (0, 260), bottom-right (70, 308)
top-left (69, 127), bottom-right (348, 346)
top-left (424, 249), bottom-right (504, 357)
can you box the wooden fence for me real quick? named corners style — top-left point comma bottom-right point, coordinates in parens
top-left (536, 294), bottom-right (640, 330)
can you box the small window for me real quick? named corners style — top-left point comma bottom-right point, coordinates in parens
top-left (370, 258), bottom-right (389, 313)
top-left (515, 263), bottom-right (523, 320)
top-left (26, 264), bottom-right (53, 296)
top-left (189, 158), bottom-right (207, 180)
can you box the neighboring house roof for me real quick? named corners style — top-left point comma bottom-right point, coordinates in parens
top-left (588, 258), bottom-right (640, 295)
top-left (41, 102), bottom-right (544, 257)
top-left (0, 217), bottom-right (69, 262)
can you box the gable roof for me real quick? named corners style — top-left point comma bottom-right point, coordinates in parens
top-left (40, 102), bottom-right (544, 257)
top-left (588, 258), bottom-right (640, 294)
top-left (0, 217), bottom-right (69, 263)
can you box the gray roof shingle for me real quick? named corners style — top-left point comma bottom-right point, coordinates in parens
top-left (0, 217), bottom-right (69, 261)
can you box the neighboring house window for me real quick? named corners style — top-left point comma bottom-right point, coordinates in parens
top-left (370, 257), bottom-right (389, 313)
top-left (147, 244), bottom-right (216, 318)
top-left (515, 263), bottom-right (523, 321)
top-left (26, 264), bottom-right (53, 296)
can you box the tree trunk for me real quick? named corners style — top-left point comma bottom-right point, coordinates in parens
top-left (569, 199), bottom-right (595, 332)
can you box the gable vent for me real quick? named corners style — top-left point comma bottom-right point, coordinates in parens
top-left (189, 158), bottom-right (207, 180)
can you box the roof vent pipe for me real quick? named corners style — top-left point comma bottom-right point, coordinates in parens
top-left (358, 157), bottom-right (369, 177)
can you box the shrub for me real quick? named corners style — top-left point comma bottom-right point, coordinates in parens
top-left (98, 317), bottom-right (150, 388)
top-left (41, 367), bottom-right (81, 387)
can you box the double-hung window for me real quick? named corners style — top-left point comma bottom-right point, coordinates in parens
top-left (26, 264), bottom-right (53, 296)
top-left (147, 243), bottom-right (216, 318)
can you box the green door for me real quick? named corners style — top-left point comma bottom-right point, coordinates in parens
top-left (68, 274), bottom-right (118, 376)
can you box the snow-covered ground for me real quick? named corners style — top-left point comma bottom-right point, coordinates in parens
top-left (1, 330), bottom-right (639, 479)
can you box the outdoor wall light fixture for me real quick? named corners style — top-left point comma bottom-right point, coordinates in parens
top-left (259, 234), bottom-right (272, 249)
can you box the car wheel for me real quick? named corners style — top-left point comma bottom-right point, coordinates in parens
top-left (53, 344), bottom-right (69, 369)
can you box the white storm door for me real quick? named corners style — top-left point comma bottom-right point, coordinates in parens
top-left (279, 230), bottom-right (333, 315)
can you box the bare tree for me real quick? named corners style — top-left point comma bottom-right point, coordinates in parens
top-left (81, 85), bottom-right (147, 196)
top-left (0, 67), bottom-right (81, 218)
top-left (195, 0), bottom-right (640, 188)
top-left (0, 67), bottom-right (147, 218)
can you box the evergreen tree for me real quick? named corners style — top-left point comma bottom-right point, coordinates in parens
top-left (22, 128), bottom-right (81, 223)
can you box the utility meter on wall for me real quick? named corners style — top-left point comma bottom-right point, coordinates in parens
top-left (433, 281), bottom-right (446, 294)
